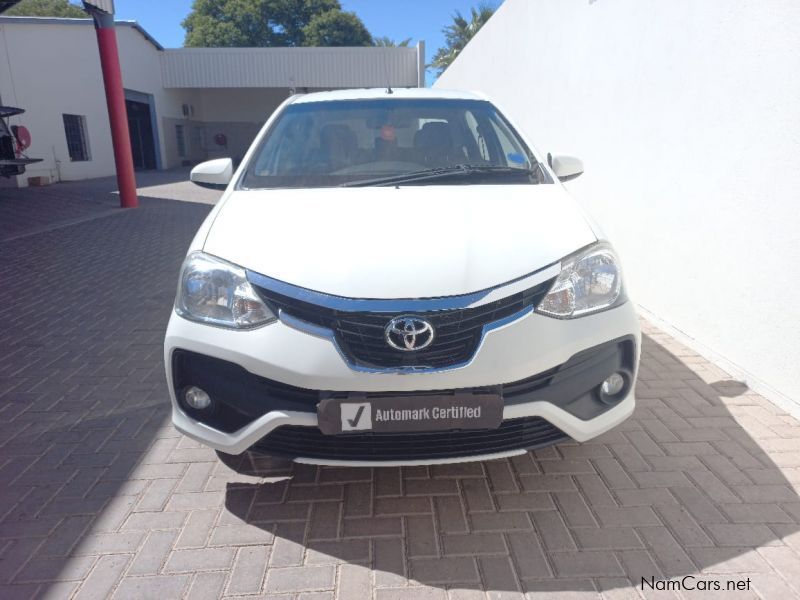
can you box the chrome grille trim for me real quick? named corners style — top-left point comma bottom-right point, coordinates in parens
top-left (246, 262), bottom-right (561, 313)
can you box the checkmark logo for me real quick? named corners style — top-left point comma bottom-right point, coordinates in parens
top-left (340, 402), bottom-right (372, 431)
top-left (348, 405), bottom-right (365, 427)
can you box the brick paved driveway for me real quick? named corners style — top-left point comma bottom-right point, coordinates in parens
top-left (1, 177), bottom-right (800, 599)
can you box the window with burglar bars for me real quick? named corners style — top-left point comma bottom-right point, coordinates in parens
top-left (62, 114), bottom-right (91, 162)
top-left (176, 124), bottom-right (187, 158)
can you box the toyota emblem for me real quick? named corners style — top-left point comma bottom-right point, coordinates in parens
top-left (384, 316), bottom-right (435, 351)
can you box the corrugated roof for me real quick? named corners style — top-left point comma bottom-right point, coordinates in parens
top-left (160, 46), bottom-right (420, 89)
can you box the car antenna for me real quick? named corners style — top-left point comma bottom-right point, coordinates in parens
top-left (382, 49), bottom-right (393, 94)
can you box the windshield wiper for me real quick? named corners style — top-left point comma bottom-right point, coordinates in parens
top-left (339, 164), bottom-right (539, 188)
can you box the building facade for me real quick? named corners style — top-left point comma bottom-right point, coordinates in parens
top-left (0, 16), bottom-right (424, 186)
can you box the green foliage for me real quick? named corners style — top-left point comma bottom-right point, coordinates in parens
top-left (430, 2), bottom-right (496, 76)
top-left (373, 36), bottom-right (412, 48)
top-left (303, 10), bottom-right (371, 47)
top-left (4, 0), bottom-right (85, 18)
top-left (182, 0), bottom-right (372, 48)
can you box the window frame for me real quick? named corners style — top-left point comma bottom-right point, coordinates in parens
top-left (62, 114), bottom-right (91, 162)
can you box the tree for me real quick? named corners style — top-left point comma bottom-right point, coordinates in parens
top-left (430, 2), bottom-right (496, 76)
top-left (373, 36), bottom-right (412, 48)
top-left (5, 0), bottom-right (85, 17)
top-left (303, 10), bottom-right (371, 47)
top-left (182, 0), bottom-right (372, 48)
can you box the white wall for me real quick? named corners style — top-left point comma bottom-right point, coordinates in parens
top-left (0, 21), bottom-right (183, 182)
top-left (0, 21), bottom-right (119, 182)
top-left (436, 0), bottom-right (800, 408)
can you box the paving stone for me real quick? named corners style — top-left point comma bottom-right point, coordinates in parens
top-left (441, 532), bottom-right (505, 555)
top-left (73, 554), bottom-right (131, 600)
top-left (406, 515), bottom-right (438, 557)
top-left (410, 557), bottom-right (479, 584)
top-left (113, 575), bottom-right (191, 600)
top-left (550, 551), bottom-right (623, 578)
top-left (265, 565), bottom-right (335, 593)
top-left (164, 547), bottom-right (235, 573)
top-left (226, 545), bottom-right (270, 595)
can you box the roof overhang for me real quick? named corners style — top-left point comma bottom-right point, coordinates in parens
top-left (161, 46), bottom-right (422, 89)
top-left (0, 16), bottom-right (163, 50)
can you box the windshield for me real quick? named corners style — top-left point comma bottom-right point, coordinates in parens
top-left (240, 98), bottom-right (545, 189)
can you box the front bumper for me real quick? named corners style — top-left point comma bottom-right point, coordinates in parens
top-left (165, 300), bottom-right (640, 464)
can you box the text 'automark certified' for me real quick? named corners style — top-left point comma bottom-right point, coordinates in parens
top-left (317, 393), bottom-right (503, 435)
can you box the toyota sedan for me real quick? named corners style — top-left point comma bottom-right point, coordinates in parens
top-left (164, 88), bottom-right (640, 466)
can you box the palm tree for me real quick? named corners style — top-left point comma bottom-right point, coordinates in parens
top-left (430, 2), bottom-right (496, 76)
top-left (373, 36), bottom-right (412, 47)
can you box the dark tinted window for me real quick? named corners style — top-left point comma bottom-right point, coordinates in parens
top-left (63, 114), bottom-right (91, 162)
top-left (241, 98), bottom-right (536, 189)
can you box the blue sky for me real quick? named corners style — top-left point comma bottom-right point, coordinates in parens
top-left (113, 0), bottom-right (499, 84)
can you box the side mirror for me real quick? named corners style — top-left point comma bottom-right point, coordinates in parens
top-left (190, 158), bottom-right (233, 190)
top-left (547, 153), bottom-right (584, 182)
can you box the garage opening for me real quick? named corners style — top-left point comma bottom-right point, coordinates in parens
top-left (125, 98), bottom-right (157, 170)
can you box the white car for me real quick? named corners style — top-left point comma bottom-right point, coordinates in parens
top-left (164, 88), bottom-right (640, 466)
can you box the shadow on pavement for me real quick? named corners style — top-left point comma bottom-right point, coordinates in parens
top-left (0, 197), bottom-right (211, 598)
top-left (221, 331), bottom-right (800, 596)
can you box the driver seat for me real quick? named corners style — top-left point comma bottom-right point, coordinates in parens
top-left (413, 122), bottom-right (455, 166)
top-left (319, 124), bottom-right (358, 171)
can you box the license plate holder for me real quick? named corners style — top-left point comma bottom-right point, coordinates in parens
top-left (317, 393), bottom-right (503, 435)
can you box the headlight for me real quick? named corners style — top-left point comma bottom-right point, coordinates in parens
top-left (175, 252), bottom-right (276, 329)
top-left (537, 242), bottom-right (625, 318)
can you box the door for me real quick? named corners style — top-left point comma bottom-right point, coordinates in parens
top-left (126, 99), bottom-right (157, 170)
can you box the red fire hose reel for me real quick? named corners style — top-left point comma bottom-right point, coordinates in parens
top-left (11, 125), bottom-right (32, 153)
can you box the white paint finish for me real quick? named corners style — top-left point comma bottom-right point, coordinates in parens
top-left (160, 46), bottom-right (420, 89)
top-left (202, 184), bottom-right (596, 299)
top-left (436, 0), bottom-right (800, 406)
top-left (550, 155), bottom-right (584, 182)
top-left (190, 158), bottom-right (233, 188)
top-left (291, 87), bottom-right (485, 103)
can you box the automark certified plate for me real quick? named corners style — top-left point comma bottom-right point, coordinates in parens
top-left (317, 393), bottom-right (503, 435)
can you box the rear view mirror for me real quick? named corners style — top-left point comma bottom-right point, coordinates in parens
top-left (190, 158), bottom-right (233, 190)
top-left (548, 153), bottom-right (584, 182)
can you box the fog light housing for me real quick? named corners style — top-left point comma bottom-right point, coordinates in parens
top-left (183, 386), bottom-right (212, 410)
top-left (598, 372), bottom-right (628, 404)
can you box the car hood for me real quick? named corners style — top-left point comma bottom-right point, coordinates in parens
top-left (203, 184), bottom-right (596, 299)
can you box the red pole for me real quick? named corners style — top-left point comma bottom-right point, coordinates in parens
top-left (89, 10), bottom-right (138, 208)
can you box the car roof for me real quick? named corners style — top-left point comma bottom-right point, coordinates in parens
top-left (291, 88), bottom-right (487, 104)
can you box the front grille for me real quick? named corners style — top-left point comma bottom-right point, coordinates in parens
top-left (253, 417), bottom-right (568, 461)
top-left (253, 278), bottom-right (555, 369)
